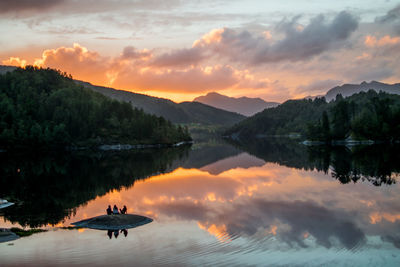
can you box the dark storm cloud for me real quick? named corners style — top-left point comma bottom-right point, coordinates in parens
top-left (148, 11), bottom-right (359, 68)
top-left (375, 4), bottom-right (400, 35)
top-left (0, 0), bottom-right (182, 16)
top-left (376, 4), bottom-right (400, 23)
top-left (229, 11), bottom-right (358, 64)
top-left (120, 46), bottom-right (151, 60)
top-left (151, 47), bottom-right (206, 67)
top-left (0, 0), bottom-right (64, 14)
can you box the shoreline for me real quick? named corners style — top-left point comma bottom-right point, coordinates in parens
top-left (0, 140), bottom-right (194, 153)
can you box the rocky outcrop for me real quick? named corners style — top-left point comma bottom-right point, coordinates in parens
top-left (71, 214), bottom-right (153, 230)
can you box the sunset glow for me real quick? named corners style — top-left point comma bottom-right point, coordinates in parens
top-left (1, 1), bottom-right (399, 102)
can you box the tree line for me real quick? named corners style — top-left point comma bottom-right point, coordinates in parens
top-left (225, 90), bottom-right (400, 142)
top-left (0, 66), bottom-right (191, 148)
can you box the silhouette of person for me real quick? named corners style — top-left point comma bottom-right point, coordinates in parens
top-left (107, 230), bottom-right (112, 239)
top-left (120, 205), bottom-right (127, 214)
top-left (113, 205), bottom-right (119, 214)
top-left (114, 230), bottom-right (119, 239)
top-left (121, 229), bottom-right (128, 237)
top-left (106, 205), bottom-right (112, 215)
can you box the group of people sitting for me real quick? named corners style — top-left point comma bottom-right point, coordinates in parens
top-left (106, 204), bottom-right (127, 215)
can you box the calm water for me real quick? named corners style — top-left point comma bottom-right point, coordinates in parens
top-left (1, 140), bottom-right (400, 266)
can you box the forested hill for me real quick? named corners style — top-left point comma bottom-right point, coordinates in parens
top-left (325, 81), bottom-right (400, 101)
top-left (225, 91), bottom-right (400, 142)
top-left (77, 81), bottom-right (245, 126)
top-left (0, 66), bottom-right (191, 148)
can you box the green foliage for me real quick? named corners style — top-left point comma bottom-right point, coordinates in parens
top-left (229, 138), bottom-right (399, 186)
top-left (10, 227), bottom-right (47, 237)
top-left (0, 146), bottom-right (190, 227)
top-left (0, 66), bottom-right (191, 148)
top-left (226, 90), bottom-right (400, 142)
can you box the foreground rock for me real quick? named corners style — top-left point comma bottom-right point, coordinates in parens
top-left (0, 229), bottom-right (19, 243)
top-left (0, 199), bottom-right (14, 209)
top-left (71, 214), bottom-right (153, 230)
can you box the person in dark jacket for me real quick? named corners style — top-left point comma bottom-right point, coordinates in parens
top-left (106, 205), bottom-right (112, 215)
top-left (120, 205), bottom-right (127, 214)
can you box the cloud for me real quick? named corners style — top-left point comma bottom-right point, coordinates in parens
top-left (364, 35), bottom-right (400, 47)
top-left (375, 4), bottom-right (400, 23)
top-left (151, 47), bottom-right (206, 67)
top-left (192, 11), bottom-right (358, 65)
top-left (296, 79), bottom-right (342, 95)
top-left (144, 11), bottom-right (358, 69)
top-left (375, 4), bottom-right (400, 35)
top-left (29, 43), bottom-right (257, 94)
top-left (0, 0), bottom-right (64, 14)
top-left (34, 43), bottom-right (110, 85)
top-left (0, 0), bottom-right (182, 16)
top-left (120, 46), bottom-right (152, 60)
top-left (113, 64), bottom-right (241, 93)
top-left (2, 57), bottom-right (27, 67)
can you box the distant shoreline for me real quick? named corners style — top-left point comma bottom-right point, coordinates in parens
top-left (0, 141), bottom-right (194, 153)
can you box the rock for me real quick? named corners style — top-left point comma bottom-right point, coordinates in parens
top-left (71, 214), bottom-right (153, 230)
top-left (0, 229), bottom-right (20, 243)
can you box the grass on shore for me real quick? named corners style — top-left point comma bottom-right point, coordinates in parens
top-left (10, 227), bottom-right (47, 237)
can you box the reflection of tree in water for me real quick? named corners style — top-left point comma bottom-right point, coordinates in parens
top-left (0, 147), bottom-right (189, 227)
top-left (229, 138), bottom-right (400, 186)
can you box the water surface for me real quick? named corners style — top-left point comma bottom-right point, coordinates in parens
top-left (1, 140), bottom-right (400, 266)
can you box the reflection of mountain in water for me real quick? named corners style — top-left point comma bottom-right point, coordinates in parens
top-left (200, 152), bottom-right (265, 175)
top-left (171, 140), bottom-right (243, 170)
top-left (0, 147), bottom-right (189, 227)
top-left (229, 138), bottom-right (400, 186)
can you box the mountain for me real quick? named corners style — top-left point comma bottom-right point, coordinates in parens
top-left (325, 81), bottom-right (400, 101)
top-left (194, 92), bottom-right (279, 116)
top-left (0, 66), bottom-right (244, 126)
top-left (77, 81), bottom-right (245, 126)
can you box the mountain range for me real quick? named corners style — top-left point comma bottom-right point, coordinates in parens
top-left (194, 92), bottom-right (279, 116)
top-left (76, 81), bottom-right (245, 126)
top-left (2, 65), bottom-right (400, 125)
top-left (0, 65), bottom-right (244, 126)
top-left (325, 81), bottom-right (400, 101)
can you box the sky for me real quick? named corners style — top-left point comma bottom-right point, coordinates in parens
top-left (1, 0), bottom-right (400, 102)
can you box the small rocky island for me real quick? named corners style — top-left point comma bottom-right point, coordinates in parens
top-left (72, 214), bottom-right (153, 230)
top-left (0, 229), bottom-right (20, 243)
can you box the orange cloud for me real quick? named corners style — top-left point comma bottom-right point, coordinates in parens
top-left (364, 35), bottom-right (400, 47)
top-left (3, 40), bottom-right (353, 103)
top-left (13, 43), bottom-right (279, 101)
top-left (198, 222), bottom-right (231, 243)
top-left (33, 43), bottom-right (110, 85)
top-left (369, 212), bottom-right (400, 224)
top-left (2, 56), bottom-right (26, 67)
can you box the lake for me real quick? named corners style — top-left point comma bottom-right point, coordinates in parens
top-left (1, 139), bottom-right (400, 266)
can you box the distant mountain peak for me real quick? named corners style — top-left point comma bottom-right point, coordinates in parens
top-left (194, 92), bottom-right (279, 116)
top-left (325, 80), bottom-right (400, 101)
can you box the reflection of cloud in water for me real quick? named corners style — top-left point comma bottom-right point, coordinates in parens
top-left (48, 163), bottom-right (400, 251)
top-left (222, 199), bottom-right (365, 249)
top-left (153, 198), bottom-right (366, 249)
